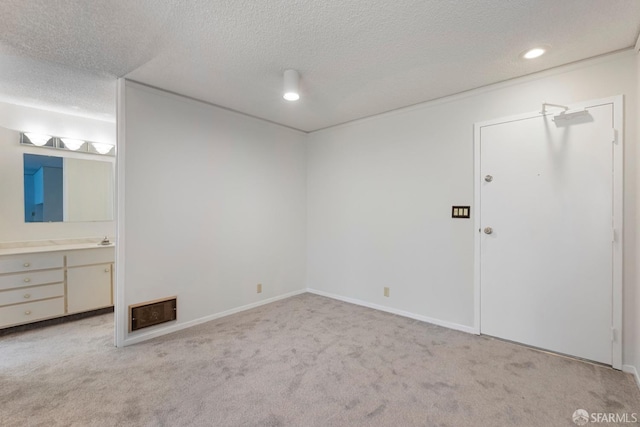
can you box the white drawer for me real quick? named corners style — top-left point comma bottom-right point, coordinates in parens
top-left (66, 247), bottom-right (115, 267)
top-left (0, 253), bottom-right (64, 274)
top-left (0, 297), bottom-right (65, 328)
top-left (0, 283), bottom-right (64, 307)
top-left (0, 269), bottom-right (64, 291)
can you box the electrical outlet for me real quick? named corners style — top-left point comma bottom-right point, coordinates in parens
top-left (384, 287), bottom-right (389, 297)
top-left (257, 283), bottom-right (262, 293)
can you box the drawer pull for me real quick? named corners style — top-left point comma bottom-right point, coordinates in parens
top-left (24, 310), bottom-right (32, 315)
top-left (23, 294), bottom-right (31, 299)
top-left (24, 278), bottom-right (31, 283)
top-left (23, 262), bottom-right (30, 267)
top-left (105, 268), bottom-right (110, 273)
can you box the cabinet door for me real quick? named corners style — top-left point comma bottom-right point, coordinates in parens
top-left (67, 264), bottom-right (112, 314)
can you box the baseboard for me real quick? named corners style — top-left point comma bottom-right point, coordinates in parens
top-left (622, 365), bottom-right (640, 391)
top-left (306, 288), bottom-right (478, 335)
top-left (122, 289), bottom-right (307, 346)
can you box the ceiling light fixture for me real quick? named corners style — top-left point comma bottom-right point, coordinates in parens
top-left (24, 132), bottom-right (52, 146)
top-left (522, 47), bottom-right (547, 59)
top-left (283, 69), bottom-right (300, 101)
top-left (61, 138), bottom-right (85, 151)
top-left (20, 132), bottom-right (114, 156)
top-left (91, 142), bottom-right (115, 155)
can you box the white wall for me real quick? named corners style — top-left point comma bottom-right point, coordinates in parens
top-left (0, 102), bottom-right (115, 146)
top-left (306, 51), bottom-right (638, 366)
top-left (634, 46), bottom-right (640, 382)
top-left (0, 103), bottom-right (116, 243)
top-left (118, 81), bottom-right (307, 345)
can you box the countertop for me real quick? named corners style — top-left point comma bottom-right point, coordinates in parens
top-left (0, 239), bottom-right (115, 256)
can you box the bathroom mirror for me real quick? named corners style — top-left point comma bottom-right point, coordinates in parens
top-left (24, 153), bottom-right (114, 222)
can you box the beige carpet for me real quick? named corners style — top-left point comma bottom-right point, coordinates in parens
top-left (1, 293), bottom-right (638, 426)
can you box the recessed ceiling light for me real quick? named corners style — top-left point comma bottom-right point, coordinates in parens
top-left (522, 47), bottom-right (547, 59)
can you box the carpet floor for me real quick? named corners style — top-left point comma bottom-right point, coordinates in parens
top-left (0, 293), bottom-right (638, 426)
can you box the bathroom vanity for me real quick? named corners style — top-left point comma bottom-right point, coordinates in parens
top-left (0, 126), bottom-right (116, 330)
top-left (0, 240), bottom-right (114, 329)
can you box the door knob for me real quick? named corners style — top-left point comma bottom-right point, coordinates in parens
top-left (484, 227), bottom-right (493, 235)
top-left (484, 175), bottom-right (493, 182)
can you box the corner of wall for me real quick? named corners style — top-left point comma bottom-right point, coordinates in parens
top-left (117, 81), bottom-right (308, 346)
top-left (633, 47), bottom-right (640, 386)
top-left (623, 365), bottom-right (640, 391)
top-left (114, 78), bottom-right (127, 348)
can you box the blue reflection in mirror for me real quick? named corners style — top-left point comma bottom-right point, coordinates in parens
top-left (24, 154), bottom-right (64, 222)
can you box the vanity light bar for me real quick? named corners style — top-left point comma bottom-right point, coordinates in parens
top-left (20, 133), bottom-right (115, 156)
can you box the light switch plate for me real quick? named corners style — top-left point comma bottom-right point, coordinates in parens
top-left (452, 206), bottom-right (470, 218)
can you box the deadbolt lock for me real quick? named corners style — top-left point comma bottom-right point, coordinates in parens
top-left (484, 227), bottom-right (493, 235)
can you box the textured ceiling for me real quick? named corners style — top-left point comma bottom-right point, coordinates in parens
top-left (0, 0), bottom-right (639, 132)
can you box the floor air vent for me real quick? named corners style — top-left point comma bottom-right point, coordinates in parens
top-left (129, 297), bottom-right (177, 331)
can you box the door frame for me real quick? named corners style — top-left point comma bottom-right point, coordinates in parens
top-left (473, 95), bottom-right (623, 369)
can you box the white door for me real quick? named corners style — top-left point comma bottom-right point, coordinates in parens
top-left (478, 101), bottom-right (620, 365)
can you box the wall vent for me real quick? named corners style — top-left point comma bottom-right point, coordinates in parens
top-left (129, 297), bottom-right (177, 332)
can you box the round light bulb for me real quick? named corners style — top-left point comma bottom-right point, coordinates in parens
top-left (91, 142), bottom-right (114, 155)
top-left (61, 138), bottom-right (85, 151)
top-left (24, 132), bottom-right (52, 146)
top-left (522, 47), bottom-right (546, 59)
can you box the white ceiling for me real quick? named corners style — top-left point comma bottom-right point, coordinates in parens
top-left (0, 0), bottom-right (639, 132)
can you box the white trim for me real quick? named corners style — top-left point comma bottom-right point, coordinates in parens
top-left (635, 33), bottom-right (640, 52)
top-left (473, 122), bottom-right (482, 334)
top-left (114, 78), bottom-right (126, 348)
top-left (307, 288), bottom-right (478, 335)
top-left (473, 96), bottom-right (624, 369)
top-left (622, 365), bottom-right (640, 391)
top-left (121, 289), bottom-right (307, 347)
top-left (611, 95), bottom-right (624, 370)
